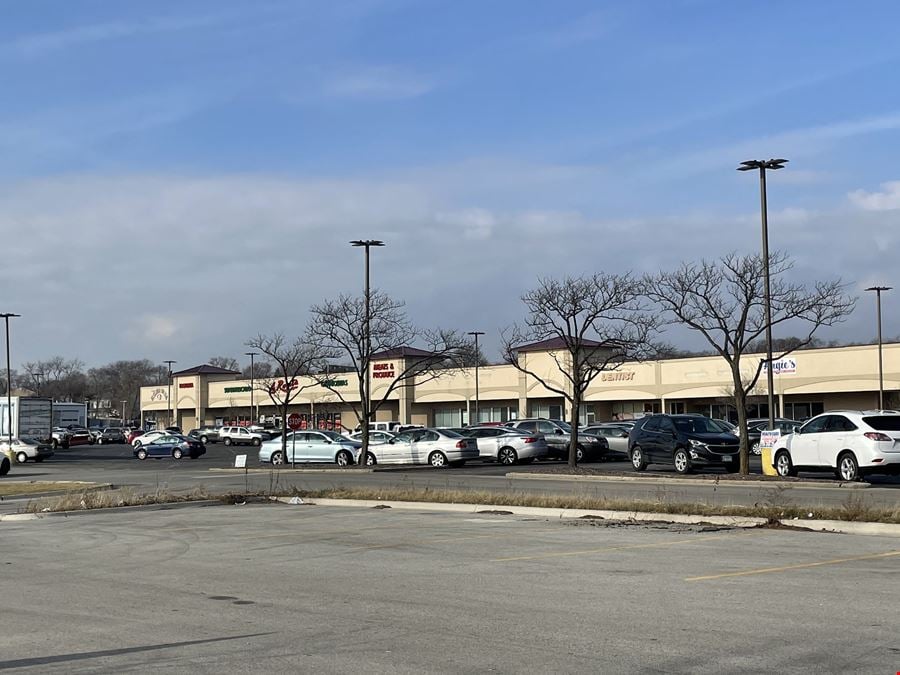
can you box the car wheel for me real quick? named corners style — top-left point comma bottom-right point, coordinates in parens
top-left (97, 438), bottom-right (103, 445)
top-left (271, 451), bottom-right (284, 465)
top-left (15, 452), bottom-right (27, 464)
top-left (498, 447), bottom-right (518, 465)
top-left (136, 449), bottom-right (148, 460)
top-left (335, 450), bottom-right (352, 467)
top-left (673, 448), bottom-right (692, 474)
top-left (173, 448), bottom-right (183, 459)
top-left (837, 451), bottom-right (860, 482)
top-left (51, 439), bottom-right (59, 449)
top-left (0, 457), bottom-right (9, 475)
top-left (774, 451), bottom-right (795, 477)
top-left (252, 438), bottom-right (261, 447)
top-left (200, 436), bottom-right (208, 444)
top-left (224, 437), bottom-right (232, 446)
top-left (575, 445), bottom-right (585, 462)
top-left (429, 451), bottom-right (448, 468)
top-left (365, 452), bottom-right (376, 466)
top-left (751, 442), bottom-right (761, 456)
top-left (630, 446), bottom-right (647, 471)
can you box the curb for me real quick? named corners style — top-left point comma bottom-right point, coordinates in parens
top-left (271, 497), bottom-right (900, 536)
top-left (209, 468), bottom-right (374, 474)
top-left (0, 513), bottom-right (40, 522)
top-left (0, 482), bottom-right (114, 499)
top-left (504, 472), bottom-right (869, 490)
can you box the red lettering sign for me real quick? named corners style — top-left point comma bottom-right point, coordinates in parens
top-left (178, 382), bottom-right (194, 389)
top-left (268, 378), bottom-right (299, 394)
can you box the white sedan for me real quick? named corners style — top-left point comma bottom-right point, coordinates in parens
top-left (0, 438), bottom-right (54, 464)
top-left (363, 428), bottom-right (478, 467)
top-left (132, 430), bottom-right (169, 447)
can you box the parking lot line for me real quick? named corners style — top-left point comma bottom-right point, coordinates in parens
top-left (491, 531), bottom-right (753, 562)
top-left (685, 549), bottom-right (900, 582)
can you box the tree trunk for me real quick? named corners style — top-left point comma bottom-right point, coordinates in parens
top-left (568, 390), bottom-right (581, 469)
top-left (731, 367), bottom-right (751, 475)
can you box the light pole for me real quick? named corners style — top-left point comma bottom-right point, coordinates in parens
top-left (163, 360), bottom-right (176, 428)
top-left (245, 352), bottom-right (258, 425)
top-left (738, 158), bottom-right (788, 431)
top-left (1, 313), bottom-right (20, 448)
top-left (468, 331), bottom-right (484, 425)
top-left (350, 239), bottom-right (385, 458)
top-left (121, 400), bottom-right (128, 426)
top-left (865, 286), bottom-right (892, 409)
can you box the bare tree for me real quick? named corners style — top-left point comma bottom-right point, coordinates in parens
top-left (88, 359), bottom-right (165, 421)
top-left (646, 252), bottom-right (855, 474)
top-left (245, 334), bottom-right (330, 465)
top-left (241, 361), bottom-right (273, 380)
top-left (208, 356), bottom-right (240, 372)
top-left (20, 357), bottom-right (88, 401)
top-left (502, 274), bottom-right (659, 468)
top-left (306, 291), bottom-right (470, 464)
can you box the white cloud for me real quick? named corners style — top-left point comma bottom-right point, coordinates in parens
top-left (321, 66), bottom-right (433, 101)
top-left (127, 315), bottom-right (179, 342)
top-left (848, 180), bottom-right (900, 211)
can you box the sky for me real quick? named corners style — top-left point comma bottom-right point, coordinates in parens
top-left (2, 0), bottom-right (900, 369)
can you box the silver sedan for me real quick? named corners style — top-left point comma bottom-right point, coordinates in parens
top-left (456, 426), bottom-right (549, 465)
top-left (366, 428), bottom-right (478, 467)
top-left (583, 425), bottom-right (631, 456)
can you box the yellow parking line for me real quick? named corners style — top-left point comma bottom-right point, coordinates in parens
top-left (491, 531), bottom-right (750, 563)
top-left (686, 550), bottom-right (900, 581)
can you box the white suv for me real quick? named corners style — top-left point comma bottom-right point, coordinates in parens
top-left (220, 426), bottom-right (265, 447)
top-left (771, 411), bottom-right (900, 481)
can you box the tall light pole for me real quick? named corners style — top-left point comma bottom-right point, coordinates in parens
top-left (468, 331), bottom-right (484, 425)
top-left (121, 400), bottom-right (128, 426)
top-left (245, 352), bottom-right (258, 425)
top-left (865, 286), bottom-right (892, 409)
top-left (738, 158), bottom-right (788, 431)
top-left (163, 360), bottom-right (176, 428)
top-left (1, 313), bottom-right (20, 448)
top-left (350, 239), bottom-right (385, 459)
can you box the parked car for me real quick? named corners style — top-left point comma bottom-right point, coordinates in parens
top-left (259, 430), bottom-right (361, 466)
top-left (65, 428), bottom-right (95, 447)
top-left (0, 437), bottom-right (54, 464)
top-left (457, 426), bottom-right (549, 465)
top-left (346, 430), bottom-right (396, 445)
top-left (97, 428), bottom-right (126, 444)
top-left (746, 418), bottom-right (803, 455)
top-left (126, 429), bottom-right (145, 444)
top-left (628, 414), bottom-right (740, 474)
top-left (0, 454), bottom-right (9, 476)
top-left (583, 424), bottom-right (631, 456)
top-left (134, 434), bottom-right (206, 460)
top-left (188, 426), bottom-right (222, 444)
top-left (505, 419), bottom-right (609, 461)
top-left (50, 428), bottom-right (71, 449)
top-left (164, 426), bottom-right (182, 434)
top-left (771, 411), bottom-right (900, 481)
top-left (219, 426), bottom-right (266, 447)
top-left (365, 428), bottom-right (479, 467)
top-left (88, 427), bottom-right (105, 442)
top-left (132, 430), bottom-right (169, 448)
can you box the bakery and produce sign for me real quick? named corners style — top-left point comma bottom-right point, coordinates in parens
top-left (373, 363), bottom-right (395, 379)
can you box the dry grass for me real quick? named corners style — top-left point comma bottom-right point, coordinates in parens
top-left (22, 486), bottom-right (215, 513)
top-left (0, 481), bottom-right (103, 497)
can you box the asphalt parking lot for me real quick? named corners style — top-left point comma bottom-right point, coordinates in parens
top-left (1, 502), bottom-right (898, 673)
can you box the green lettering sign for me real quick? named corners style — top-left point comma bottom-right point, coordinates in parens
top-left (224, 386), bottom-right (252, 393)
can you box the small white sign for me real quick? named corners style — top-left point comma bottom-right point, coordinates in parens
top-left (234, 454), bottom-right (247, 468)
top-left (760, 430), bottom-right (781, 451)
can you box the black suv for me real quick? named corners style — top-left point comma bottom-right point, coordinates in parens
top-left (628, 414), bottom-right (739, 473)
top-left (505, 419), bottom-right (609, 461)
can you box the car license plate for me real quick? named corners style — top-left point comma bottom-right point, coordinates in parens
top-left (723, 455), bottom-right (733, 461)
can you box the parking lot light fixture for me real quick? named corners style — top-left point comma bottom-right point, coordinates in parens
top-left (163, 360), bottom-right (177, 428)
top-left (0, 313), bottom-right (20, 449)
top-left (468, 331), bottom-right (485, 425)
top-left (350, 240), bottom-right (385, 455)
top-left (865, 286), bottom-right (892, 409)
top-left (245, 352), bottom-right (258, 425)
top-left (121, 400), bottom-right (128, 426)
top-left (738, 158), bottom-right (788, 431)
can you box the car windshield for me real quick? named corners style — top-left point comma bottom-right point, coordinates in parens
top-left (862, 415), bottom-right (900, 431)
top-left (439, 429), bottom-right (463, 438)
top-left (320, 431), bottom-right (345, 441)
top-left (556, 421), bottom-right (572, 432)
top-left (673, 417), bottom-right (725, 434)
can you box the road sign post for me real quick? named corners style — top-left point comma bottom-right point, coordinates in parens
top-left (287, 413), bottom-right (301, 468)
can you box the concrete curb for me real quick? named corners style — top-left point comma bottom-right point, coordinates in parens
top-left (209, 468), bottom-right (374, 474)
top-left (787, 519), bottom-right (900, 536)
top-left (504, 472), bottom-right (870, 490)
top-left (0, 513), bottom-right (40, 522)
top-left (269, 496), bottom-right (767, 527)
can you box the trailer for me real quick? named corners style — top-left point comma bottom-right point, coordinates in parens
top-left (51, 402), bottom-right (88, 429)
top-left (0, 396), bottom-right (53, 441)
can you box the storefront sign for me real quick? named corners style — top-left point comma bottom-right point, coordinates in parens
top-left (373, 363), bottom-right (395, 379)
top-left (321, 379), bottom-right (349, 387)
top-left (763, 358), bottom-right (797, 375)
top-left (178, 382), bottom-right (194, 389)
top-left (224, 386), bottom-right (252, 394)
top-left (269, 378), bottom-right (299, 394)
top-left (150, 388), bottom-right (167, 401)
top-left (600, 371), bottom-right (635, 382)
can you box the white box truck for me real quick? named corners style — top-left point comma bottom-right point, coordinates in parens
top-left (0, 396), bottom-right (53, 441)
top-left (51, 402), bottom-right (88, 429)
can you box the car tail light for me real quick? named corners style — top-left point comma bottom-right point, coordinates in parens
top-left (522, 437), bottom-right (538, 443)
top-left (864, 432), bottom-right (892, 442)
top-left (456, 440), bottom-right (468, 449)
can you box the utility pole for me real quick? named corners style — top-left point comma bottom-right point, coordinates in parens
top-left (865, 286), bottom-right (892, 409)
top-left (245, 352), bottom-right (258, 425)
top-left (1, 313), bottom-right (20, 448)
top-left (163, 360), bottom-right (177, 428)
top-left (468, 331), bottom-right (484, 425)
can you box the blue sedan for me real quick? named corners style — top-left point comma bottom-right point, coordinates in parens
top-left (133, 434), bottom-right (206, 460)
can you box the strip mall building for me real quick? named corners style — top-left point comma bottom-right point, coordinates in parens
top-left (139, 342), bottom-right (900, 432)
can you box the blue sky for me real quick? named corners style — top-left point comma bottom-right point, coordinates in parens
top-left (2, 0), bottom-right (900, 366)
